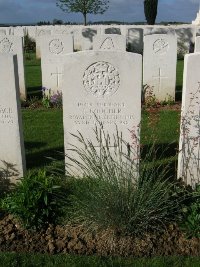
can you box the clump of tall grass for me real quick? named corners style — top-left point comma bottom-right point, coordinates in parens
top-left (65, 123), bottom-right (187, 237)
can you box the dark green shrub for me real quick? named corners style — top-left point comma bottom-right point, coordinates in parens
top-left (24, 34), bottom-right (36, 54)
top-left (180, 185), bottom-right (200, 238)
top-left (1, 170), bottom-right (67, 230)
top-left (144, 0), bottom-right (158, 25)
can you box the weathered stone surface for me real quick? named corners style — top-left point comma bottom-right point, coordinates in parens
top-left (0, 54), bottom-right (26, 183)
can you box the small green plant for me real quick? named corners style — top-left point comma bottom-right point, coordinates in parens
top-left (180, 185), bottom-right (200, 238)
top-left (42, 87), bottom-right (62, 109)
top-left (142, 85), bottom-right (175, 108)
top-left (1, 170), bottom-right (66, 230)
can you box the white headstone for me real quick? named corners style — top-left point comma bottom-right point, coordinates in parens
top-left (40, 34), bottom-right (74, 95)
top-left (93, 34), bottom-right (126, 51)
top-left (178, 53), bottom-right (200, 186)
top-left (0, 54), bottom-right (26, 183)
top-left (62, 51), bottom-right (142, 175)
top-left (0, 35), bottom-right (26, 100)
top-left (36, 28), bottom-right (52, 59)
top-left (143, 34), bottom-right (177, 101)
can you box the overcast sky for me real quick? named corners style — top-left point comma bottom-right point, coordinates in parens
top-left (0, 0), bottom-right (199, 24)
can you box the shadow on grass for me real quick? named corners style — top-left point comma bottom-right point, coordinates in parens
top-left (27, 86), bottom-right (42, 98)
top-left (176, 85), bottom-right (182, 102)
top-left (25, 145), bottom-right (64, 169)
top-left (141, 142), bottom-right (178, 180)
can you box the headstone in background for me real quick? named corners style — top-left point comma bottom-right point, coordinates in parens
top-left (143, 34), bottom-right (177, 101)
top-left (178, 53), bottom-right (200, 186)
top-left (62, 50), bottom-right (142, 175)
top-left (36, 28), bottom-right (52, 59)
top-left (0, 54), bottom-right (26, 183)
top-left (40, 34), bottom-right (74, 95)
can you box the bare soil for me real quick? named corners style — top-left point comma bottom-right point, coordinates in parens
top-left (1, 213), bottom-right (200, 257)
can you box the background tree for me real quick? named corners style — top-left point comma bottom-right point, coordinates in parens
top-left (144, 0), bottom-right (158, 25)
top-left (56, 0), bottom-right (109, 26)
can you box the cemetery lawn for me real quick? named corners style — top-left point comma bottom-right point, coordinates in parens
top-left (0, 253), bottom-right (200, 267)
top-left (25, 53), bottom-right (42, 97)
top-left (22, 109), bottom-right (180, 172)
top-left (23, 56), bottom-right (183, 171)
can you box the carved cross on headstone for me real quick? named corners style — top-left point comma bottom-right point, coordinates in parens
top-left (153, 68), bottom-right (168, 92)
top-left (51, 67), bottom-right (63, 88)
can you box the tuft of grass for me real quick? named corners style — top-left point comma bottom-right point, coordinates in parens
top-left (64, 124), bottom-right (186, 237)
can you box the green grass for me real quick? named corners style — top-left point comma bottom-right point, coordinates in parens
top-left (22, 109), bottom-right (64, 169)
top-left (176, 59), bottom-right (184, 101)
top-left (1, 253), bottom-right (200, 267)
top-left (24, 53), bottom-right (42, 97)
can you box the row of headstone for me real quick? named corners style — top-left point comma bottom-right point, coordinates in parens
top-left (40, 32), bottom-right (177, 102)
top-left (1, 43), bottom-right (200, 186)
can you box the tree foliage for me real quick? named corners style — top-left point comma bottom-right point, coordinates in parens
top-left (144, 0), bottom-right (158, 25)
top-left (56, 0), bottom-right (109, 26)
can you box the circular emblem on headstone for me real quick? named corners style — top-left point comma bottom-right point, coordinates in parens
top-left (153, 39), bottom-right (169, 55)
top-left (83, 61), bottom-right (120, 97)
top-left (49, 39), bottom-right (64, 54)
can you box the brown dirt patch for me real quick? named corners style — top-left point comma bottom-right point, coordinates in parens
top-left (1, 213), bottom-right (200, 257)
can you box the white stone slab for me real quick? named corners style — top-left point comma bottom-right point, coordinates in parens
top-left (36, 29), bottom-right (52, 59)
top-left (0, 35), bottom-right (26, 100)
top-left (0, 29), bottom-right (6, 35)
top-left (143, 34), bottom-right (177, 101)
top-left (178, 53), bottom-right (200, 186)
top-left (62, 50), bottom-right (142, 176)
top-left (0, 54), bottom-right (26, 183)
top-left (40, 34), bottom-right (74, 95)
top-left (93, 34), bottom-right (126, 51)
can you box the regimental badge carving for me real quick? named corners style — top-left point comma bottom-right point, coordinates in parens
top-left (83, 61), bottom-right (120, 97)
top-left (100, 37), bottom-right (115, 50)
top-left (153, 39), bottom-right (169, 55)
top-left (49, 39), bottom-right (64, 54)
top-left (0, 38), bottom-right (13, 53)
